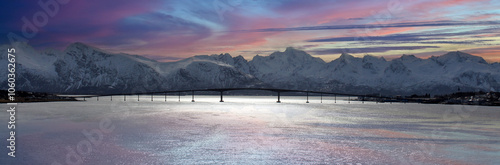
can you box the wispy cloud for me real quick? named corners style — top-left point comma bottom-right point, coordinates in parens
top-left (2, 0), bottom-right (500, 61)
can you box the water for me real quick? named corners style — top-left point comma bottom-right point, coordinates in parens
top-left (1, 95), bottom-right (499, 164)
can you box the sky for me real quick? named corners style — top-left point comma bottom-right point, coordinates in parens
top-left (1, 0), bottom-right (500, 62)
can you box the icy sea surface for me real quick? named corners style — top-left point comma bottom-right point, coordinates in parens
top-left (1, 95), bottom-right (499, 165)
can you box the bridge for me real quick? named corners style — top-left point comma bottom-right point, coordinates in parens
top-left (75, 88), bottom-right (394, 104)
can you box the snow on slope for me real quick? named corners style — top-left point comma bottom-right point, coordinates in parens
top-left (248, 47), bottom-right (327, 89)
top-left (0, 42), bottom-right (263, 94)
top-left (245, 48), bottom-right (500, 94)
top-left (0, 42), bottom-right (58, 78)
top-left (1, 42), bottom-right (498, 95)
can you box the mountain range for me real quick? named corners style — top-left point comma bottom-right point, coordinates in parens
top-left (1, 42), bottom-right (499, 95)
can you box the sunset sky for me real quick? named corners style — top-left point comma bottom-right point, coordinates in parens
top-left (2, 0), bottom-right (500, 62)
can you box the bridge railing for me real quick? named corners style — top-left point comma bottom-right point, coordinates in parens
top-left (70, 87), bottom-right (393, 103)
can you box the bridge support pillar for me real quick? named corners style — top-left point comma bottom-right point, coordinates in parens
top-left (306, 92), bottom-right (309, 103)
top-left (191, 91), bottom-right (195, 102)
top-left (277, 92), bottom-right (281, 103)
top-left (220, 91), bottom-right (224, 102)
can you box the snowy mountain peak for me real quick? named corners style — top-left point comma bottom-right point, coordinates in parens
top-left (64, 42), bottom-right (112, 61)
top-left (65, 42), bottom-right (93, 51)
top-left (396, 54), bottom-right (420, 62)
top-left (338, 53), bottom-right (356, 61)
top-left (213, 53), bottom-right (233, 62)
top-left (2, 43), bottom-right (499, 95)
top-left (278, 47), bottom-right (308, 57)
top-left (264, 47), bottom-right (326, 64)
top-left (436, 51), bottom-right (487, 64)
top-left (380, 56), bottom-right (387, 61)
top-left (362, 55), bottom-right (385, 62)
top-left (211, 53), bottom-right (232, 58)
top-left (400, 54), bottom-right (417, 60)
top-left (233, 55), bottom-right (248, 64)
top-left (284, 46), bottom-right (298, 52)
top-left (444, 51), bottom-right (473, 57)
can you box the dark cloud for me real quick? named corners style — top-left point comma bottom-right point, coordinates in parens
top-left (349, 40), bottom-right (495, 45)
top-left (310, 46), bottom-right (440, 55)
top-left (243, 20), bottom-right (500, 32)
top-left (418, 40), bottom-right (494, 44)
top-left (307, 27), bottom-right (500, 43)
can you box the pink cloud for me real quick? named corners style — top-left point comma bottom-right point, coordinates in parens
top-left (462, 46), bottom-right (500, 62)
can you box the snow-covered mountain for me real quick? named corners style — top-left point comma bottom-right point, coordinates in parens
top-left (249, 47), bottom-right (327, 90)
top-left (1, 42), bottom-right (499, 95)
top-left (0, 42), bottom-right (263, 94)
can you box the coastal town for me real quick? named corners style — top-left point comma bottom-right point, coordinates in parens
top-left (362, 91), bottom-right (500, 106)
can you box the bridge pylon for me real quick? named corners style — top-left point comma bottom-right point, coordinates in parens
top-left (219, 91), bottom-right (224, 102)
top-left (191, 90), bottom-right (195, 102)
top-left (306, 92), bottom-right (309, 103)
top-left (277, 92), bottom-right (281, 103)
